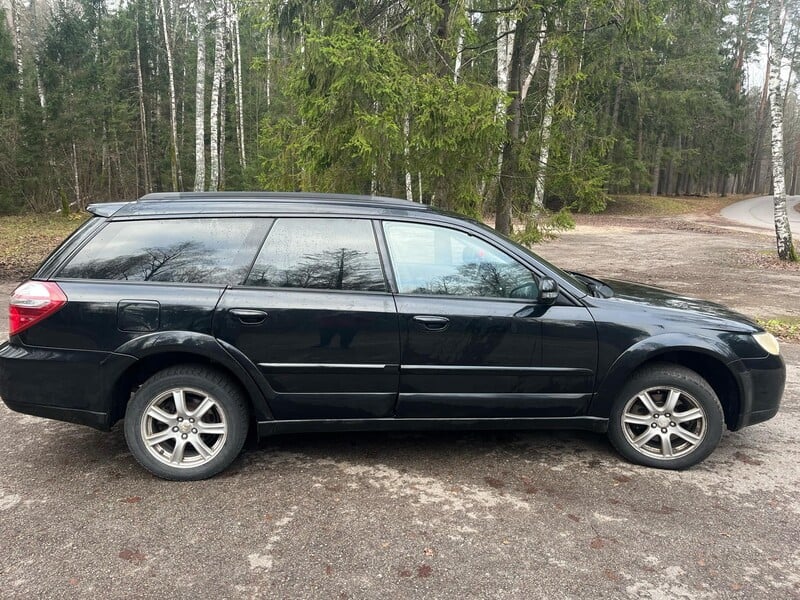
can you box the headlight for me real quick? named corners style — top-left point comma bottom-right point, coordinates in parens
top-left (753, 332), bottom-right (780, 356)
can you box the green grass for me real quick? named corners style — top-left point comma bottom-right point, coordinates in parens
top-left (603, 194), bottom-right (749, 217)
top-left (604, 195), bottom-right (697, 216)
top-left (757, 317), bottom-right (800, 342)
top-left (0, 214), bottom-right (87, 280)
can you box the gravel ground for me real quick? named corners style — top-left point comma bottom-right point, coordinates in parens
top-left (0, 217), bottom-right (798, 599)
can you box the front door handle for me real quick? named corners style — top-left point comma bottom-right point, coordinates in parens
top-left (412, 315), bottom-right (450, 331)
top-left (230, 308), bottom-right (268, 325)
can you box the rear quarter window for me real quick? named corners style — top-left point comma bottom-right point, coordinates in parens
top-left (57, 218), bottom-right (269, 285)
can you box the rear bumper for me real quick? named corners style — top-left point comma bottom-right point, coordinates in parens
top-left (733, 353), bottom-right (786, 429)
top-left (0, 341), bottom-right (132, 431)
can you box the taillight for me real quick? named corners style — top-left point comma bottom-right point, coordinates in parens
top-left (9, 281), bottom-right (67, 336)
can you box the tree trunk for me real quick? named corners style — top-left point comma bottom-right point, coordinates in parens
top-left (233, 7), bottom-right (246, 171)
top-left (495, 17), bottom-right (526, 233)
top-left (266, 29), bottom-right (271, 107)
top-left (209, 0), bottom-right (227, 191)
top-left (72, 142), bottom-right (81, 209)
top-left (135, 26), bottom-right (152, 194)
top-left (453, 2), bottom-right (466, 83)
top-left (732, 0), bottom-right (758, 96)
top-left (404, 114), bottom-right (413, 202)
top-left (532, 29), bottom-right (558, 210)
top-left (12, 0), bottom-right (24, 109)
top-left (495, 8), bottom-right (515, 177)
top-left (194, 0), bottom-right (206, 191)
top-left (651, 133), bottom-right (665, 196)
top-left (519, 32), bottom-right (542, 107)
top-left (767, 0), bottom-right (796, 260)
top-left (634, 109), bottom-right (644, 194)
top-left (160, 0), bottom-right (182, 190)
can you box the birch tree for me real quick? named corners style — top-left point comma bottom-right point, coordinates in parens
top-left (533, 33), bottom-right (559, 210)
top-left (232, 4), bottom-right (246, 171)
top-left (768, 0), bottom-right (797, 261)
top-left (11, 0), bottom-right (23, 109)
top-left (209, 0), bottom-right (227, 191)
top-left (159, 0), bottom-right (182, 190)
top-left (194, 0), bottom-right (206, 191)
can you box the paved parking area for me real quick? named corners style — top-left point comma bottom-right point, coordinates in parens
top-left (0, 346), bottom-right (797, 597)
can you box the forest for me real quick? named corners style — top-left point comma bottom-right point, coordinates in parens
top-left (1, 0), bottom-right (799, 236)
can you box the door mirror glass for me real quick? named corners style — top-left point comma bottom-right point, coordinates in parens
top-left (538, 277), bottom-right (559, 305)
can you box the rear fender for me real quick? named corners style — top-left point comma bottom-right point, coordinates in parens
top-left (112, 331), bottom-right (276, 421)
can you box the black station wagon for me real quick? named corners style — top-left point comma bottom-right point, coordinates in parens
top-left (0, 192), bottom-right (786, 480)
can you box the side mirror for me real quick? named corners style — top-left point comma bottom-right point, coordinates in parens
top-left (538, 277), bottom-right (559, 305)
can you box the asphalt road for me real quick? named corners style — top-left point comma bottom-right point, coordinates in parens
top-left (721, 195), bottom-right (800, 230)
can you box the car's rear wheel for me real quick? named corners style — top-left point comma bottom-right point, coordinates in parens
top-left (608, 364), bottom-right (724, 469)
top-left (124, 365), bottom-right (248, 480)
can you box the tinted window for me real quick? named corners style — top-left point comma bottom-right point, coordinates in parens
top-left (245, 218), bottom-right (386, 292)
top-left (383, 222), bottom-right (536, 298)
top-left (59, 218), bottom-right (268, 284)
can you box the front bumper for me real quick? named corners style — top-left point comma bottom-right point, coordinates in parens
top-left (732, 353), bottom-right (786, 429)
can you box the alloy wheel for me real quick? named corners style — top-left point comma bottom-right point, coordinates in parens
top-left (140, 387), bottom-right (228, 469)
top-left (620, 386), bottom-right (707, 460)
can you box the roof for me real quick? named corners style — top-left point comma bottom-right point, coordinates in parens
top-left (86, 191), bottom-right (431, 219)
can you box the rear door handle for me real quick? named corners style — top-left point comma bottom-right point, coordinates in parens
top-left (412, 315), bottom-right (450, 331)
top-left (230, 308), bottom-right (268, 325)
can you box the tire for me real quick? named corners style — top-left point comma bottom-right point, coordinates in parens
top-left (607, 363), bottom-right (724, 470)
top-left (124, 365), bottom-right (249, 481)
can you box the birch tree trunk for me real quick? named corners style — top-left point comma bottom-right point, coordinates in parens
top-left (495, 11), bottom-right (514, 175)
top-left (532, 35), bottom-right (559, 210)
top-left (194, 0), bottom-right (206, 191)
top-left (135, 27), bottom-right (152, 194)
top-left (72, 142), bottom-right (81, 209)
top-left (232, 6), bottom-right (246, 171)
top-left (404, 114), bottom-right (413, 202)
top-left (12, 0), bottom-right (24, 109)
top-left (209, 0), bottom-right (227, 191)
top-left (768, 0), bottom-right (797, 261)
top-left (160, 0), bottom-right (183, 190)
top-left (520, 31), bottom-right (542, 107)
top-left (453, 1), bottom-right (468, 83)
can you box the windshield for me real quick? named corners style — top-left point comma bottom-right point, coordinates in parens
top-left (471, 221), bottom-right (591, 295)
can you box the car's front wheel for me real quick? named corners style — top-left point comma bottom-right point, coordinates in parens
top-left (124, 365), bottom-right (249, 480)
top-left (608, 364), bottom-right (724, 469)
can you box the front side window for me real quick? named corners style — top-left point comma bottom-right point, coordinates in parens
top-left (383, 221), bottom-right (536, 298)
top-left (245, 218), bottom-right (386, 292)
top-left (58, 218), bottom-right (267, 285)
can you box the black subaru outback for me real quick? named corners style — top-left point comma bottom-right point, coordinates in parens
top-left (0, 192), bottom-right (785, 480)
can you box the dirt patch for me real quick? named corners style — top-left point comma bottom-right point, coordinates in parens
top-left (0, 214), bottom-right (86, 280)
top-left (536, 213), bottom-right (800, 323)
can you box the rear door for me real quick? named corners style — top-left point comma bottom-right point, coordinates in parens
top-left (213, 217), bottom-right (400, 420)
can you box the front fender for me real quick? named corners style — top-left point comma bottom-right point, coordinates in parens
top-left (112, 331), bottom-right (275, 421)
top-left (588, 332), bottom-right (744, 417)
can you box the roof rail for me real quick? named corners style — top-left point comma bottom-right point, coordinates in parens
top-left (138, 191), bottom-right (416, 208)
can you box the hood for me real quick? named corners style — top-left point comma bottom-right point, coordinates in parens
top-left (603, 279), bottom-right (759, 332)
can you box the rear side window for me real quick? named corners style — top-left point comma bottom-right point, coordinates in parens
top-left (245, 218), bottom-right (386, 292)
top-left (58, 218), bottom-right (268, 285)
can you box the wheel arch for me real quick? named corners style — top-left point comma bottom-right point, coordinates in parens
top-left (591, 334), bottom-right (745, 430)
top-left (108, 332), bottom-right (275, 425)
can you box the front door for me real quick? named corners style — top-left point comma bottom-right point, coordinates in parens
top-left (381, 221), bottom-right (595, 418)
top-left (214, 217), bottom-right (400, 420)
